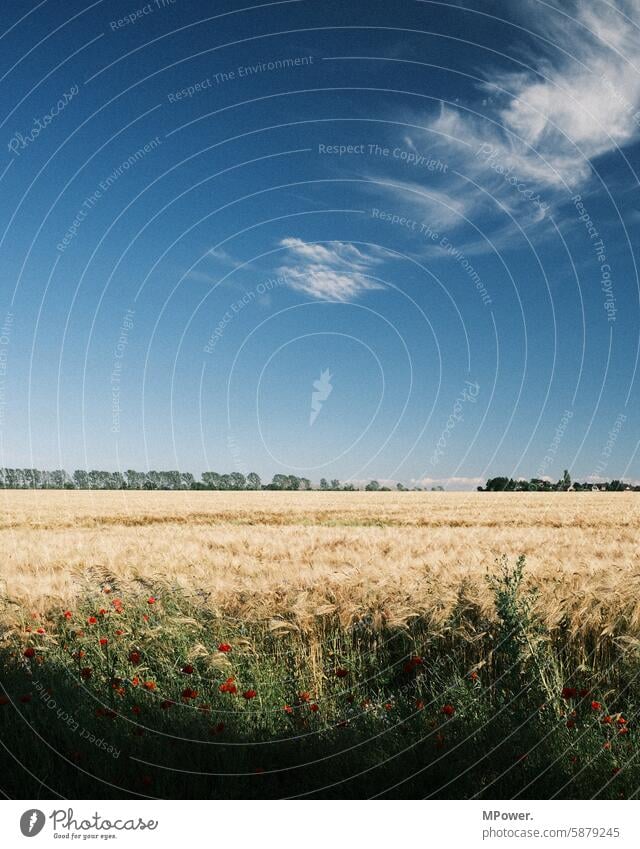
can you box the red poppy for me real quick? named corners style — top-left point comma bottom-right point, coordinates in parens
top-left (384, 703), bottom-right (393, 711)
top-left (73, 650), bottom-right (85, 660)
top-left (561, 687), bottom-right (577, 700)
top-left (131, 676), bottom-right (140, 687)
top-left (98, 609), bottom-right (107, 616)
top-left (441, 704), bottom-right (456, 717)
top-left (617, 716), bottom-right (627, 725)
top-left (80, 667), bottom-right (92, 680)
top-left (603, 741), bottom-right (612, 750)
top-left (335, 667), bottom-right (348, 678)
top-left (309, 703), bottom-right (319, 712)
top-left (242, 689), bottom-right (257, 700)
top-left (181, 664), bottom-right (194, 674)
top-left (112, 599), bottom-right (123, 609)
top-left (161, 700), bottom-right (174, 710)
top-left (147, 597), bottom-right (156, 605)
top-left (299, 691), bottom-right (311, 703)
top-left (142, 614), bottom-right (149, 622)
top-left (218, 643), bottom-right (232, 653)
top-left (619, 727), bottom-right (630, 735)
top-left (469, 671), bottom-right (479, 681)
top-left (128, 651), bottom-right (141, 664)
top-left (283, 704), bottom-right (294, 714)
top-left (219, 677), bottom-right (237, 695)
top-left (131, 705), bottom-right (141, 715)
top-left (211, 722), bottom-right (225, 735)
top-left (115, 629), bottom-right (123, 636)
top-left (87, 616), bottom-right (97, 625)
top-left (143, 681), bottom-right (156, 691)
top-left (566, 720), bottom-right (576, 729)
top-left (20, 694), bottom-right (32, 703)
top-left (36, 627), bottom-right (45, 635)
top-left (63, 610), bottom-right (72, 619)
top-left (23, 647), bottom-right (35, 659)
top-left (99, 638), bottom-right (108, 646)
top-left (591, 701), bottom-right (602, 711)
top-left (416, 699), bottom-right (425, 710)
top-left (103, 586), bottom-right (112, 594)
top-left (181, 687), bottom-right (198, 700)
top-left (602, 715), bottom-right (612, 724)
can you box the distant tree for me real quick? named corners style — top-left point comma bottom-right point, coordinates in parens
top-left (287, 475), bottom-right (301, 491)
top-left (270, 474), bottom-right (290, 490)
top-left (202, 472), bottom-right (221, 490)
top-left (319, 478), bottom-right (329, 490)
top-left (330, 479), bottom-right (341, 490)
top-left (230, 472), bottom-right (246, 490)
top-left (365, 480), bottom-right (380, 491)
top-left (246, 472), bottom-right (262, 490)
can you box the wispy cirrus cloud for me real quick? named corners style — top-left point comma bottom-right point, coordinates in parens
top-left (426, 0), bottom-right (640, 193)
top-left (277, 237), bottom-right (385, 301)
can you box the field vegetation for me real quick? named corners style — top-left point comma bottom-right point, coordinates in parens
top-left (1, 491), bottom-right (639, 799)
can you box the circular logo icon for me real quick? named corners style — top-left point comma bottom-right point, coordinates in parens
top-left (20, 809), bottom-right (46, 837)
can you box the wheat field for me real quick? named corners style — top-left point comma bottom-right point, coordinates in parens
top-left (1, 490), bottom-right (638, 650)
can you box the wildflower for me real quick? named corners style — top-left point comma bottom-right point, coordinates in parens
top-left (99, 638), bottom-right (108, 647)
top-left (20, 694), bottom-right (32, 703)
top-left (591, 701), bottom-right (602, 711)
top-left (469, 671), bottom-right (479, 681)
top-left (23, 647), bottom-right (35, 659)
top-left (98, 609), bottom-right (107, 616)
top-left (80, 667), bottom-right (92, 680)
top-left (36, 627), bottom-right (45, 635)
top-left (242, 689), bottom-right (257, 700)
top-left (161, 700), bottom-right (174, 710)
top-left (619, 727), bottom-right (629, 735)
top-left (142, 614), bottom-right (149, 622)
top-left (211, 722), bottom-right (225, 735)
top-left (335, 667), bottom-right (349, 678)
top-left (87, 616), bottom-right (97, 625)
top-left (143, 681), bottom-right (156, 691)
top-left (131, 676), bottom-right (140, 687)
top-left (218, 643), bottom-right (232, 653)
top-left (416, 699), bottom-right (425, 710)
top-left (602, 715), bottom-right (612, 724)
top-left (115, 629), bottom-right (123, 636)
top-left (128, 650), bottom-right (141, 664)
top-left (561, 687), bottom-right (577, 700)
top-left (384, 703), bottom-right (393, 711)
top-left (310, 703), bottom-right (319, 713)
top-left (403, 656), bottom-right (424, 674)
top-left (181, 688), bottom-right (198, 700)
top-left (617, 716), bottom-right (627, 726)
top-left (299, 691), bottom-right (311, 703)
top-left (603, 741), bottom-right (612, 750)
top-left (181, 664), bottom-right (194, 675)
top-left (219, 677), bottom-right (237, 695)
top-left (112, 599), bottom-right (123, 610)
top-left (283, 704), bottom-right (294, 714)
top-left (73, 650), bottom-right (85, 660)
top-left (566, 720), bottom-right (576, 729)
top-left (147, 597), bottom-right (156, 605)
top-left (63, 611), bottom-right (72, 619)
top-left (441, 704), bottom-right (456, 717)
top-left (103, 586), bottom-right (112, 594)
top-left (131, 705), bottom-right (141, 715)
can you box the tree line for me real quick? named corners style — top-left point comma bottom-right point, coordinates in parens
top-left (0, 469), bottom-right (429, 491)
top-left (479, 471), bottom-right (638, 492)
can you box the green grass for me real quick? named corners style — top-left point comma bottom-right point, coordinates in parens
top-left (1, 558), bottom-right (639, 799)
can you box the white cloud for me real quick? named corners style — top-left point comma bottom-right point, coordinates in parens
top-left (424, 1), bottom-right (640, 193)
top-left (277, 238), bottom-right (385, 301)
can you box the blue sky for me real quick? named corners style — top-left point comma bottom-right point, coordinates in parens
top-left (0, 0), bottom-right (639, 487)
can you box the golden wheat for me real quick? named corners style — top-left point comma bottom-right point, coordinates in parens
top-left (0, 491), bottom-right (638, 658)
